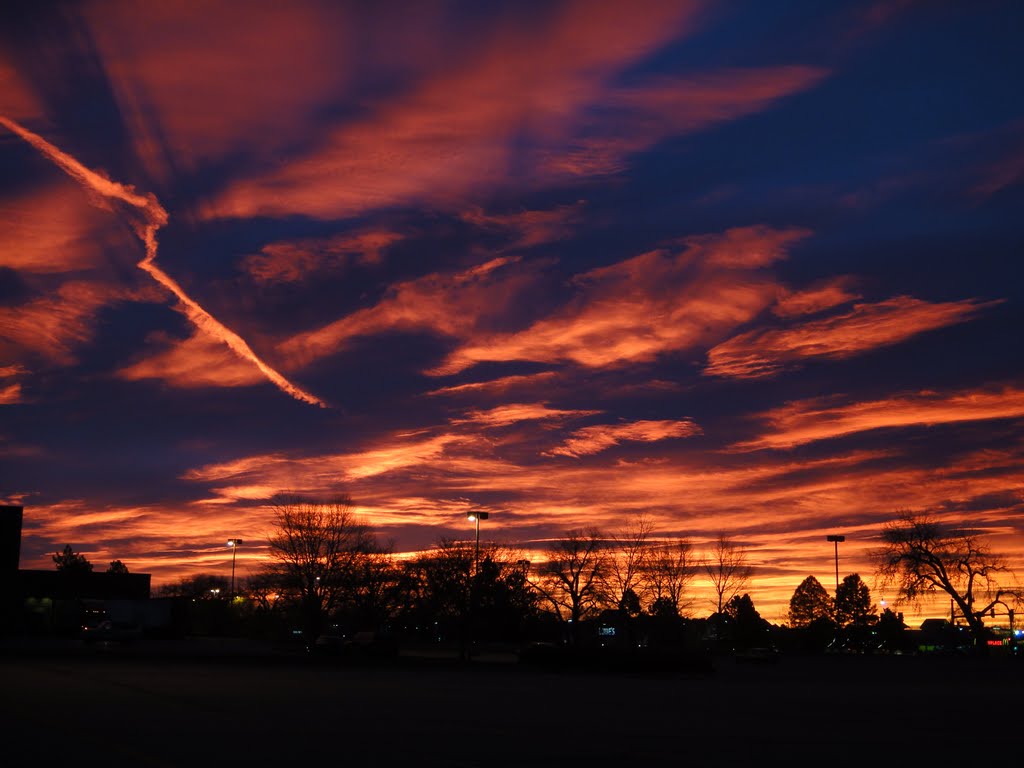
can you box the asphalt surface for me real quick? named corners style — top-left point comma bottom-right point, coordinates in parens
top-left (1, 640), bottom-right (1020, 766)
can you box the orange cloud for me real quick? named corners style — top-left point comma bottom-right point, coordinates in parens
top-left (241, 228), bottom-right (404, 285)
top-left (431, 226), bottom-right (809, 375)
top-left (0, 59), bottom-right (40, 119)
top-left (200, 3), bottom-right (826, 222)
top-left (205, 1), bottom-right (704, 220)
top-left (452, 403), bottom-right (601, 429)
top-left (0, 115), bottom-right (326, 408)
top-left (0, 116), bottom-right (158, 211)
top-left (21, 400), bottom-right (1001, 624)
top-left (116, 329), bottom-right (268, 389)
top-left (460, 201), bottom-right (586, 250)
top-left (17, 498), bottom-right (277, 579)
top-left (83, 0), bottom-right (357, 182)
top-left (546, 418), bottom-right (703, 457)
top-left (734, 385), bottom-right (1024, 451)
top-left (0, 184), bottom-right (117, 274)
top-left (278, 256), bottom-right (537, 368)
top-left (670, 224), bottom-right (809, 268)
top-left (705, 295), bottom-right (1001, 379)
top-left (0, 366), bottom-right (27, 405)
top-left (184, 433), bottom-right (465, 489)
top-left (277, 225), bottom-right (806, 375)
top-left (773, 277), bottom-right (861, 317)
top-left (538, 66), bottom-right (827, 178)
top-left (425, 372), bottom-right (560, 398)
top-left (0, 382), bottom-right (21, 405)
top-left (0, 281), bottom-right (130, 365)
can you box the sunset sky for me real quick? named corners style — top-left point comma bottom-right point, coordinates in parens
top-left (2, 1), bottom-right (1022, 625)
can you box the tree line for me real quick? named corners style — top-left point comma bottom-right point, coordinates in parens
top-left (55, 501), bottom-right (1023, 655)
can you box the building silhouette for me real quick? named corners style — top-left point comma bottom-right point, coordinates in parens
top-left (1, 504), bottom-right (151, 636)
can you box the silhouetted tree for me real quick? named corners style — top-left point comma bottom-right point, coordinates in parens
top-left (875, 607), bottom-right (908, 653)
top-left (233, 572), bottom-right (292, 641)
top-left (53, 544), bottom-right (93, 575)
top-left (400, 538), bottom-right (473, 644)
top-left (265, 493), bottom-right (376, 648)
top-left (872, 511), bottom-right (1023, 653)
top-left (788, 575), bottom-right (833, 628)
top-left (645, 538), bottom-right (696, 618)
top-left (158, 573), bottom-right (229, 599)
top-left (724, 593), bottom-right (772, 650)
top-left (532, 528), bottom-right (609, 644)
top-left (241, 572), bottom-right (286, 612)
top-left (471, 547), bottom-right (542, 642)
top-left (834, 573), bottom-right (876, 629)
top-left (106, 560), bottom-right (129, 574)
top-left (344, 546), bottom-right (401, 631)
top-left (398, 539), bottom-right (537, 654)
top-left (606, 514), bottom-right (653, 613)
top-left (704, 534), bottom-right (752, 614)
top-left (618, 587), bottom-right (642, 617)
top-left (646, 596), bottom-right (687, 647)
top-left (649, 596), bottom-right (679, 620)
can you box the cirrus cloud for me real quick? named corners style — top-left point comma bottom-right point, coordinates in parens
top-left (546, 418), bottom-right (703, 458)
top-left (705, 295), bottom-right (1002, 379)
top-left (431, 226), bottom-right (810, 375)
top-left (732, 384), bottom-right (1024, 451)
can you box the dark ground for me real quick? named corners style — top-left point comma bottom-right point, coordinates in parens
top-left (1, 640), bottom-right (1020, 766)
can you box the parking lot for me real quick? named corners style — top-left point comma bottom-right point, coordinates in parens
top-left (1, 646), bottom-right (1020, 766)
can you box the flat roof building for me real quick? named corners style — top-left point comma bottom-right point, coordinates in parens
top-left (2, 505), bottom-right (151, 636)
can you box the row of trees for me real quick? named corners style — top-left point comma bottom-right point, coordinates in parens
top-left (789, 573), bottom-right (876, 629)
top-left (59, 502), bottom-right (1023, 654)
top-left (148, 499), bottom-right (761, 650)
top-left (52, 544), bottom-right (129, 575)
top-left (787, 511), bottom-right (1024, 652)
top-left (245, 500), bottom-right (766, 648)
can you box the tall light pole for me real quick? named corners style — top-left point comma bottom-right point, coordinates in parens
top-left (826, 534), bottom-right (845, 593)
top-left (227, 538), bottom-right (243, 598)
top-left (465, 511), bottom-right (489, 660)
top-left (467, 511), bottom-right (489, 577)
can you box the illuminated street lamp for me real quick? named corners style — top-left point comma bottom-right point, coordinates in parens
top-left (826, 534), bottom-right (845, 593)
top-left (227, 538), bottom-right (243, 598)
top-left (465, 511), bottom-right (489, 661)
top-left (467, 511), bottom-right (489, 577)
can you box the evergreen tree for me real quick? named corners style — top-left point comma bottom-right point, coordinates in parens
top-left (788, 575), bottom-right (833, 628)
top-left (835, 573), bottom-right (876, 628)
top-left (53, 544), bottom-right (93, 575)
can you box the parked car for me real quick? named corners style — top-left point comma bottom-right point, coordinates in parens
top-left (81, 619), bottom-right (144, 645)
top-left (313, 627), bottom-right (398, 658)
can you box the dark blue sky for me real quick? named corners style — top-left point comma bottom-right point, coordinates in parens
top-left (1, 0), bottom-right (1022, 622)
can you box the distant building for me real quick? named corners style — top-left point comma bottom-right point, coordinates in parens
top-left (1, 504), bottom-right (152, 636)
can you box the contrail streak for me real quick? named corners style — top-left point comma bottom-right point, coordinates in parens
top-left (0, 116), bottom-right (327, 408)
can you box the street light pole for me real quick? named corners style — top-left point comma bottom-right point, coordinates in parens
top-left (465, 511), bottom-right (489, 660)
top-left (467, 511), bottom-right (489, 577)
top-left (826, 534), bottom-right (845, 593)
top-left (227, 538), bottom-right (243, 598)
